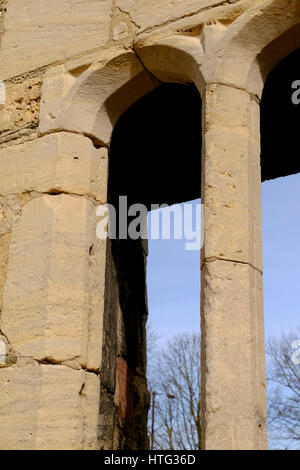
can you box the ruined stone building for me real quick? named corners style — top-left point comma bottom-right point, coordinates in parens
top-left (0, 0), bottom-right (299, 450)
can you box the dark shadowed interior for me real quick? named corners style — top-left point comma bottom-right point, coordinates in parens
top-left (109, 83), bottom-right (202, 209)
top-left (261, 48), bottom-right (300, 181)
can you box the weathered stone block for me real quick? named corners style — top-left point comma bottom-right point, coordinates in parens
top-left (0, 0), bottom-right (113, 80)
top-left (202, 85), bottom-right (262, 272)
top-left (87, 237), bottom-right (107, 372)
top-left (0, 195), bottom-right (105, 369)
top-left (203, 84), bottom-right (250, 131)
top-left (116, 0), bottom-right (226, 33)
top-left (0, 232), bottom-right (10, 313)
top-left (0, 132), bottom-right (108, 202)
top-left (0, 364), bottom-right (100, 450)
top-left (201, 259), bottom-right (267, 450)
top-left (38, 52), bottom-right (159, 145)
top-left (0, 77), bottom-right (41, 135)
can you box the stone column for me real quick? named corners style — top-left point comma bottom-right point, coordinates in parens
top-left (0, 133), bottom-right (108, 449)
top-left (200, 84), bottom-right (267, 449)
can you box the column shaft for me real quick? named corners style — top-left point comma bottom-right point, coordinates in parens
top-left (201, 84), bottom-right (267, 450)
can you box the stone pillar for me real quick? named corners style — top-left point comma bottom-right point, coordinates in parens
top-left (0, 133), bottom-right (108, 449)
top-left (201, 84), bottom-right (268, 449)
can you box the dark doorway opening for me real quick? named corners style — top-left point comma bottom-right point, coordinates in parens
top-left (101, 83), bottom-right (202, 449)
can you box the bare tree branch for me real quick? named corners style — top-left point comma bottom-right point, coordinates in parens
top-left (147, 332), bottom-right (201, 450)
top-left (267, 328), bottom-right (300, 449)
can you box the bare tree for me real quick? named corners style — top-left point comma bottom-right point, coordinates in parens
top-left (266, 329), bottom-right (300, 449)
top-left (147, 332), bottom-right (201, 450)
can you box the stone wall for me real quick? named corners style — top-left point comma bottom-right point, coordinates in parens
top-left (0, 0), bottom-right (299, 450)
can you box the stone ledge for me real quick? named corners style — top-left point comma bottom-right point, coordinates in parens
top-left (0, 132), bottom-right (108, 203)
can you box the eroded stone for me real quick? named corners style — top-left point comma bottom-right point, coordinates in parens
top-left (0, 0), bottom-right (113, 80)
top-left (0, 132), bottom-right (108, 202)
top-left (0, 77), bottom-right (41, 135)
top-left (201, 259), bottom-right (267, 450)
top-left (0, 364), bottom-right (100, 449)
top-left (0, 195), bottom-right (105, 369)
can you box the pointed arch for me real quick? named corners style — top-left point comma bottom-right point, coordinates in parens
top-left (208, 0), bottom-right (300, 97)
top-left (39, 38), bottom-right (205, 146)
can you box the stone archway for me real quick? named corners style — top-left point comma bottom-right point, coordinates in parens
top-left (38, 40), bottom-right (206, 145)
top-left (0, 0), bottom-right (300, 450)
top-left (0, 40), bottom-right (205, 450)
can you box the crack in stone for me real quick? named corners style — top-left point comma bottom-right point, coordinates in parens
top-left (138, 0), bottom-right (245, 36)
top-left (201, 256), bottom-right (263, 275)
top-left (0, 190), bottom-right (101, 209)
top-left (0, 331), bottom-right (100, 375)
top-left (132, 46), bottom-right (162, 86)
top-left (33, 357), bottom-right (101, 376)
top-left (207, 81), bottom-right (261, 101)
top-left (0, 123), bottom-right (38, 139)
top-left (116, 6), bottom-right (140, 31)
top-left (37, 128), bottom-right (107, 149)
top-left (0, 328), bottom-right (10, 345)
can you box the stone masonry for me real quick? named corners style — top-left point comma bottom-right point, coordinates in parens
top-left (0, 0), bottom-right (300, 450)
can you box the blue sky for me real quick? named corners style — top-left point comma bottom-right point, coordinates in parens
top-left (147, 172), bottom-right (300, 345)
top-left (147, 202), bottom-right (200, 344)
top-left (262, 173), bottom-right (300, 339)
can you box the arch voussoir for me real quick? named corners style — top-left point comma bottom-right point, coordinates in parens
top-left (202, 0), bottom-right (300, 97)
